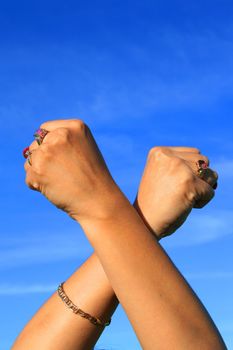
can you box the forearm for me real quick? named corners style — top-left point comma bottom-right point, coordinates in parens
top-left (80, 193), bottom-right (226, 350)
top-left (22, 119), bottom-right (223, 349)
top-left (12, 253), bottom-right (118, 350)
top-left (12, 196), bottom-right (158, 350)
top-left (13, 200), bottom-right (225, 350)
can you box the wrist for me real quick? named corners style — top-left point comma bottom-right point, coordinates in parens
top-left (133, 197), bottom-right (161, 240)
top-left (75, 184), bottom-right (130, 227)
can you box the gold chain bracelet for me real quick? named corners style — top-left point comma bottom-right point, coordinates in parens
top-left (57, 282), bottom-right (111, 327)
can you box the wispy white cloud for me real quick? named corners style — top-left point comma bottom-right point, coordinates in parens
top-left (162, 210), bottom-right (233, 248)
top-left (77, 28), bottom-right (233, 121)
top-left (0, 231), bottom-right (93, 269)
top-left (0, 284), bottom-right (56, 295)
top-left (2, 25), bottom-right (233, 130)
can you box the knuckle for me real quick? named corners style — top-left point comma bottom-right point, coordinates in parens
top-left (70, 119), bottom-right (85, 131)
top-left (153, 146), bottom-right (164, 154)
top-left (56, 127), bottom-right (70, 137)
top-left (31, 150), bottom-right (48, 175)
top-left (148, 146), bottom-right (165, 159)
top-left (187, 191), bottom-right (196, 205)
top-left (148, 147), bottom-right (155, 158)
top-left (40, 121), bottom-right (49, 129)
top-left (51, 128), bottom-right (70, 145)
top-left (182, 178), bottom-right (197, 203)
top-left (25, 172), bottom-right (39, 191)
top-left (169, 156), bottom-right (184, 171)
top-left (29, 140), bottom-right (38, 150)
top-left (33, 160), bottom-right (46, 176)
top-left (37, 144), bottom-right (51, 159)
top-left (31, 181), bottom-right (40, 191)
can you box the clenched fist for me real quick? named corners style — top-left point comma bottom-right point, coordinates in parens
top-left (134, 146), bottom-right (218, 238)
top-left (25, 119), bottom-right (121, 222)
top-left (24, 120), bottom-right (218, 238)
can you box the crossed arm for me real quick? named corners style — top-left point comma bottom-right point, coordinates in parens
top-left (12, 253), bottom-right (118, 350)
top-left (12, 120), bottom-right (226, 350)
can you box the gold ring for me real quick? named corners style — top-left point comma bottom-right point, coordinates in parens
top-left (196, 160), bottom-right (208, 178)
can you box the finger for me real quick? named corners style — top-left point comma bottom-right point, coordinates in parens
top-left (176, 151), bottom-right (218, 188)
top-left (24, 149), bottom-right (36, 171)
top-left (24, 159), bottom-right (30, 172)
top-left (23, 147), bottom-right (30, 159)
top-left (174, 152), bottom-right (210, 166)
top-left (40, 119), bottom-right (83, 131)
top-left (194, 181), bottom-right (215, 208)
top-left (169, 151), bottom-right (217, 188)
top-left (29, 140), bottom-right (40, 151)
top-left (196, 168), bottom-right (218, 188)
top-left (24, 156), bottom-right (32, 170)
top-left (23, 133), bottom-right (46, 163)
top-left (25, 168), bottom-right (40, 192)
top-left (163, 147), bottom-right (201, 154)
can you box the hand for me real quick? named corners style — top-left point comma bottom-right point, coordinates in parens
top-left (24, 121), bottom-right (218, 238)
top-left (24, 119), bottom-right (121, 222)
top-left (134, 146), bottom-right (218, 239)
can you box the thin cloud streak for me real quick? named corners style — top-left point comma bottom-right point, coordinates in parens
top-left (0, 231), bottom-right (93, 269)
top-left (0, 284), bottom-right (56, 295)
top-left (162, 210), bottom-right (233, 248)
top-left (2, 26), bottom-right (233, 129)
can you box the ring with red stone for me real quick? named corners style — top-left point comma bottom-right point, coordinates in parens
top-left (34, 128), bottom-right (49, 145)
top-left (196, 160), bottom-right (209, 178)
top-left (196, 160), bottom-right (218, 190)
top-left (23, 147), bottom-right (30, 159)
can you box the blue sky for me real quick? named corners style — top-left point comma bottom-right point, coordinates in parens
top-left (0, 0), bottom-right (233, 349)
